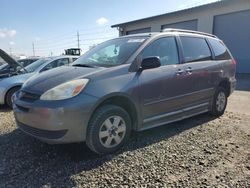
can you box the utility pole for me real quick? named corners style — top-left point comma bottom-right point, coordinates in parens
top-left (32, 42), bottom-right (35, 56)
top-left (77, 31), bottom-right (80, 49)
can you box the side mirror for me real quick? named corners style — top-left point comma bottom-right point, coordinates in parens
top-left (140, 56), bottom-right (161, 70)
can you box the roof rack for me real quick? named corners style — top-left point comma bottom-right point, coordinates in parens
top-left (161, 28), bottom-right (217, 38)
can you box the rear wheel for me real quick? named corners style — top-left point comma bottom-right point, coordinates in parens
top-left (6, 87), bottom-right (20, 108)
top-left (86, 105), bottom-right (131, 154)
top-left (210, 87), bottom-right (227, 116)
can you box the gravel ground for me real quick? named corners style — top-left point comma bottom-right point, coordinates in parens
top-left (0, 106), bottom-right (249, 187)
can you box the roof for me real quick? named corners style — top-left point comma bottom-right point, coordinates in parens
top-left (111, 0), bottom-right (232, 28)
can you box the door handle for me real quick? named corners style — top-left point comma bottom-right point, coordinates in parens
top-left (185, 67), bottom-right (192, 74)
top-left (176, 69), bottom-right (184, 75)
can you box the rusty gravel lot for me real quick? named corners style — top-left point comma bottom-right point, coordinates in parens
top-left (0, 103), bottom-right (249, 187)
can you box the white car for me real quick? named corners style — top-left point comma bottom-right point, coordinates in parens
top-left (0, 55), bottom-right (78, 107)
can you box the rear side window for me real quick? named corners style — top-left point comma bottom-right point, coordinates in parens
top-left (180, 36), bottom-right (212, 63)
top-left (207, 38), bottom-right (231, 60)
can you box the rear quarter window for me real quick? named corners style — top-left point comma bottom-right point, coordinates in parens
top-left (180, 36), bottom-right (212, 63)
top-left (207, 38), bottom-right (231, 60)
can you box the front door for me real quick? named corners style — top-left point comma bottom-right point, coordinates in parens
top-left (138, 36), bottom-right (191, 128)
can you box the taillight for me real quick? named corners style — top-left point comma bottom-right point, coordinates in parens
top-left (232, 59), bottom-right (237, 65)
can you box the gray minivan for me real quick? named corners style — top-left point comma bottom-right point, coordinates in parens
top-left (13, 29), bottom-right (236, 154)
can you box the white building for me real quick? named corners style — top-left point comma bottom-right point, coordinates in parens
top-left (111, 0), bottom-right (250, 73)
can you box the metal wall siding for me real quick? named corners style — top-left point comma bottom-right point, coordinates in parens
top-left (126, 27), bottom-right (151, 35)
top-left (161, 19), bottom-right (198, 31)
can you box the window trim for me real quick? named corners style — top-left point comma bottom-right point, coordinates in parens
top-left (178, 35), bottom-right (213, 63)
top-left (205, 38), bottom-right (215, 60)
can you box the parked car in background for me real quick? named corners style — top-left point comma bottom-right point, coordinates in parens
top-left (0, 49), bottom-right (26, 80)
top-left (0, 55), bottom-right (78, 107)
top-left (13, 29), bottom-right (236, 154)
top-left (0, 49), bottom-right (39, 80)
top-left (18, 58), bottom-right (39, 67)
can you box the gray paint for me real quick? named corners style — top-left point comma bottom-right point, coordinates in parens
top-left (13, 32), bottom-right (236, 145)
top-left (161, 19), bottom-right (198, 31)
top-left (213, 10), bottom-right (250, 73)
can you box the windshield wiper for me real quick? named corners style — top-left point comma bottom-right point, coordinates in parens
top-left (73, 64), bottom-right (96, 68)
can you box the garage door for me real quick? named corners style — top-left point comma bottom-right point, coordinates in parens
top-left (161, 19), bottom-right (198, 31)
top-left (213, 10), bottom-right (250, 73)
top-left (126, 27), bottom-right (151, 35)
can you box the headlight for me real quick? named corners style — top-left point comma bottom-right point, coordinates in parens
top-left (40, 79), bottom-right (89, 101)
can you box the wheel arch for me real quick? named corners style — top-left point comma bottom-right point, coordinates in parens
top-left (4, 84), bottom-right (22, 104)
top-left (217, 79), bottom-right (230, 97)
top-left (87, 93), bottom-right (141, 131)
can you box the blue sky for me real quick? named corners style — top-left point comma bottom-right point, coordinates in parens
top-left (0, 0), bottom-right (217, 57)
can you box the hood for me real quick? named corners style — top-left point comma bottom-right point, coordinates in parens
top-left (22, 66), bottom-right (105, 94)
top-left (0, 72), bottom-right (35, 88)
top-left (0, 49), bottom-right (24, 69)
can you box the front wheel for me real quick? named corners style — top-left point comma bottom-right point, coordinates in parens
top-left (86, 105), bottom-right (131, 154)
top-left (210, 87), bottom-right (228, 116)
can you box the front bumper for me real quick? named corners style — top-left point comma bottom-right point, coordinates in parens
top-left (13, 92), bottom-right (98, 144)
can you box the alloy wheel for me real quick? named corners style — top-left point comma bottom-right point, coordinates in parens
top-left (99, 115), bottom-right (126, 148)
top-left (216, 91), bottom-right (226, 112)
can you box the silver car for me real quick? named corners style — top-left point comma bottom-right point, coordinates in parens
top-left (13, 29), bottom-right (236, 154)
top-left (0, 55), bottom-right (78, 107)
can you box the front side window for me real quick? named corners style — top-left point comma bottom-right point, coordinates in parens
top-left (207, 38), bottom-right (231, 60)
top-left (73, 37), bottom-right (148, 67)
top-left (180, 36), bottom-right (212, 63)
top-left (141, 37), bottom-right (179, 66)
top-left (42, 58), bottom-right (69, 71)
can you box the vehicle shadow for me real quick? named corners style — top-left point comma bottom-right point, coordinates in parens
top-left (0, 105), bottom-right (11, 112)
top-left (0, 113), bottom-right (216, 187)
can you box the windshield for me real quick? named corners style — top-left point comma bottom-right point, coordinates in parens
top-left (73, 37), bottom-right (148, 67)
top-left (23, 58), bottom-right (51, 73)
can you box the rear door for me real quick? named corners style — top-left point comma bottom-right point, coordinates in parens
top-left (178, 35), bottom-right (215, 108)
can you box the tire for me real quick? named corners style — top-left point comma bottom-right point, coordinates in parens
top-left (210, 86), bottom-right (227, 116)
top-left (86, 105), bottom-right (132, 154)
top-left (6, 87), bottom-right (20, 108)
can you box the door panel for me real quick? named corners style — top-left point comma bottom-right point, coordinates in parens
top-left (178, 36), bottom-right (215, 105)
top-left (138, 68), bottom-right (164, 118)
top-left (139, 36), bottom-right (187, 123)
top-left (160, 64), bottom-right (193, 112)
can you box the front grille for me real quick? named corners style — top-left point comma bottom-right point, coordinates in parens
top-left (19, 91), bottom-right (40, 102)
top-left (18, 121), bottom-right (67, 139)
